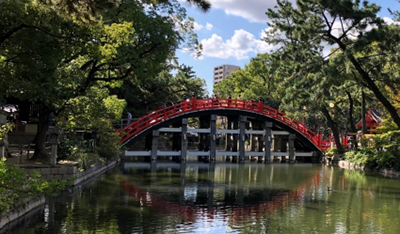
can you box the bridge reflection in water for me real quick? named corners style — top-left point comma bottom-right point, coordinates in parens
top-left (121, 162), bottom-right (322, 226)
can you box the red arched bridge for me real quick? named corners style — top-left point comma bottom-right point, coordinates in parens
top-left (119, 97), bottom-right (330, 152)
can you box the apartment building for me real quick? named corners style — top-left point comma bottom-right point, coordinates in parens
top-left (213, 65), bottom-right (240, 87)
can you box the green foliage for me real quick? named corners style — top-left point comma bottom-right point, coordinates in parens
top-left (265, 0), bottom-right (400, 130)
top-left (0, 122), bottom-right (13, 141)
top-left (58, 139), bottom-right (104, 170)
top-left (1, 0), bottom-right (206, 159)
top-left (96, 131), bottom-right (121, 160)
top-left (326, 147), bottom-right (339, 156)
top-left (58, 131), bottom-right (120, 169)
top-left (344, 147), bottom-right (376, 166)
top-left (214, 54), bottom-right (281, 108)
top-left (0, 158), bottom-right (68, 214)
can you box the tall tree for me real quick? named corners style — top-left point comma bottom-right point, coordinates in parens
top-left (0, 0), bottom-right (203, 160)
top-left (266, 0), bottom-right (400, 129)
top-left (214, 54), bottom-right (281, 108)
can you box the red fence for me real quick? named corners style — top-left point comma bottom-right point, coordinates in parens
top-left (120, 97), bottom-right (327, 151)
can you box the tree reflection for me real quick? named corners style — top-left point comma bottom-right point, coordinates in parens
top-left (10, 164), bottom-right (400, 234)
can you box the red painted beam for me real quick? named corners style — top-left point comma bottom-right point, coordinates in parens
top-left (119, 98), bottom-right (324, 151)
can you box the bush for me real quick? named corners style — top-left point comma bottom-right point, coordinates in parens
top-left (344, 147), bottom-right (376, 167)
top-left (58, 138), bottom-right (103, 170)
top-left (326, 147), bottom-right (339, 156)
top-left (96, 131), bottom-right (121, 160)
top-left (0, 158), bottom-right (68, 214)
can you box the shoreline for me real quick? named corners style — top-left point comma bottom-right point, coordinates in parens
top-left (0, 160), bottom-right (118, 231)
top-left (338, 160), bottom-right (400, 179)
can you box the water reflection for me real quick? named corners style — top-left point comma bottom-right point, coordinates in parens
top-left (7, 163), bottom-right (400, 234)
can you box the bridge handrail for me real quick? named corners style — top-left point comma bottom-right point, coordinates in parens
top-left (120, 98), bottom-right (323, 150)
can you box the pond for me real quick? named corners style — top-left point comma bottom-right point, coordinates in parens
top-left (8, 162), bottom-right (400, 233)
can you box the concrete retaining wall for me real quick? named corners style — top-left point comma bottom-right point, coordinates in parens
top-left (338, 160), bottom-right (365, 171)
top-left (23, 161), bottom-right (117, 185)
top-left (338, 160), bottom-right (400, 179)
top-left (0, 197), bottom-right (45, 231)
top-left (0, 161), bottom-right (117, 232)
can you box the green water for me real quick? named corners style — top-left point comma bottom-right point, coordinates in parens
top-left (9, 163), bottom-right (400, 233)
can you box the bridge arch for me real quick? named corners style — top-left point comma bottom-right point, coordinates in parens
top-left (120, 98), bottom-right (323, 152)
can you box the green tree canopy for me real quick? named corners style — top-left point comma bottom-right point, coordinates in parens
top-left (0, 0), bottom-right (205, 159)
top-left (265, 0), bottom-right (400, 130)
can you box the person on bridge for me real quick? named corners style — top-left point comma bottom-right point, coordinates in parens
top-left (213, 94), bottom-right (219, 106)
top-left (127, 112), bottom-right (132, 124)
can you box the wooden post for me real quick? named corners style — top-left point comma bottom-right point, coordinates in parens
top-left (232, 116), bottom-right (239, 163)
top-left (289, 134), bottom-right (296, 163)
top-left (181, 118), bottom-right (188, 162)
top-left (239, 116), bottom-right (246, 163)
top-left (264, 122), bottom-right (272, 164)
top-left (210, 115), bottom-right (217, 162)
top-left (151, 130), bottom-right (159, 162)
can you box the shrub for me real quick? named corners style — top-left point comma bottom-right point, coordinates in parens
top-left (0, 158), bottom-right (68, 214)
top-left (344, 147), bottom-right (376, 167)
top-left (96, 131), bottom-right (121, 160)
top-left (326, 147), bottom-right (339, 156)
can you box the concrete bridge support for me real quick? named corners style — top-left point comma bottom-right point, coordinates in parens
top-left (239, 116), bottom-right (246, 163)
top-left (151, 130), bottom-right (159, 161)
top-left (289, 134), bottom-right (296, 163)
top-left (181, 118), bottom-right (188, 162)
top-left (232, 116), bottom-right (239, 163)
top-left (280, 135), bottom-right (288, 162)
top-left (264, 122), bottom-right (272, 163)
top-left (210, 115), bottom-right (217, 162)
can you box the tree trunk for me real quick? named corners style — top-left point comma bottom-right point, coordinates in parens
top-left (322, 107), bottom-right (344, 154)
top-left (30, 103), bottom-right (51, 161)
top-left (346, 91), bottom-right (358, 149)
top-left (332, 37), bottom-right (400, 130)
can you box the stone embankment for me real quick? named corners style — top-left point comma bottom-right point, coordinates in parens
top-left (338, 160), bottom-right (400, 179)
top-left (0, 197), bottom-right (45, 231)
top-left (0, 161), bottom-right (117, 231)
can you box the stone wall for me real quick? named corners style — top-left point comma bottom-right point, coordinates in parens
top-left (338, 160), bottom-right (400, 179)
top-left (23, 161), bottom-right (117, 185)
top-left (338, 160), bottom-right (365, 171)
top-left (0, 197), bottom-right (45, 231)
top-left (0, 161), bottom-right (117, 232)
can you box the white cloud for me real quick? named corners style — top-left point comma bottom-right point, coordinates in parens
top-left (200, 34), bottom-right (233, 59)
top-left (199, 29), bottom-right (277, 60)
top-left (193, 22), bottom-right (213, 31)
top-left (193, 21), bottom-right (203, 31)
top-left (206, 0), bottom-right (295, 23)
top-left (205, 22), bottom-right (213, 30)
top-left (383, 17), bottom-right (400, 25)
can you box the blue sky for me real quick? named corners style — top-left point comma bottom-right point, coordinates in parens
top-left (175, 0), bottom-right (400, 95)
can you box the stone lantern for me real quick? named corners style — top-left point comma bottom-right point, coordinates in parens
top-left (47, 126), bottom-right (62, 166)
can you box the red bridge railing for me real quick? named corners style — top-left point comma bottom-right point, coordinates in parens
top-left (120, 97), bottom-right (326, 151)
